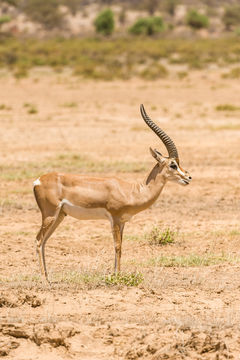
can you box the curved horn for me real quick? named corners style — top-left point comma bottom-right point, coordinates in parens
top-left (140, 104), bottom-right (179, 161)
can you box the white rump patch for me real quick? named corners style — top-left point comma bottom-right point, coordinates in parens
top-left (33, 178), bottom-right (41, 187)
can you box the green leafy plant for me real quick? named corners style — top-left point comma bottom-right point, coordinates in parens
top-left (186, 9), bottom-right (209, 29)
top-left (146, 226), bottom-right (176, 246)
top-left (129, 16), bottom-right (164, 36)
top-left (94, 8), bottom-right (115, 36)
top-left (104, 272), bottom-right (143, 287)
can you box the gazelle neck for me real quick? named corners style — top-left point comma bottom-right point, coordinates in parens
top-left (134, 163), bottom-right (167, 212)
top-left (144, 162), bottom-right (167, 197)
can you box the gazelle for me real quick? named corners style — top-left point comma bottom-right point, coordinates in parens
top-left (33, 105), bottom-right (191, 283)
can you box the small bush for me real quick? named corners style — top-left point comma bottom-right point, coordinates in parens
top-left (222, 6), bottom-right (240, 31)
top-left (146, 226), bottom-right (176, 246)
top-left (94, 8), bottom-right (114, 36)
top-left (104, 272), bottom-right (143, 287)
top-left (129, 16), bottom-right (164, 36)
top-left (186, 9), bottom-right (209, 29)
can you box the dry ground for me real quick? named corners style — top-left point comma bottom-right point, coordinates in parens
top-left (0, 68), bottom-right (240, 359)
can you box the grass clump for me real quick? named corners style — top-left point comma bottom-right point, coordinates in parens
top-left (148, 253), bottom-right (240, 267)
top-left (62, 101), bottom-right (78, 108)
top-left (177, 71), bottom-right (188, 79)
top-left (222, 67), bottom-right (240, 79)
top-left (53, 271), bottom-right (104, 286)
top-left (104, 272), bottom-right (143, 287)
top-left (140, 63), bottom-right (168, 80)
top-left (0, 104), bottom-right (12, 110)
top-left (24, 103), bottom-right (38, 114)
top-left (146, 226), bottom-right (176, 246)
top-left (50, 271), bottom-right (143, 287)
top-left (215, 104), bottom-right (240, 111)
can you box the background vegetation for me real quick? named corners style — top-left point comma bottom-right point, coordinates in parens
top-left (1, 0), bottom-right (240, 78)
top-left (1, 36), bottom-right (240, 79)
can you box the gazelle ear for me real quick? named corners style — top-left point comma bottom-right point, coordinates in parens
top-left (149, 147), bottom-right (164, 162)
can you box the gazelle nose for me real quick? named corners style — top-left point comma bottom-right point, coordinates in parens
top-left (189, 176), bottom-right (192, 180)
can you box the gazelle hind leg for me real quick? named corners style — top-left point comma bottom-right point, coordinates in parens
top-left (36, 205), bottom-right (66, 284)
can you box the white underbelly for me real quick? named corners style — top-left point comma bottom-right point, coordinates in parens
top-left (60, 199), bottom-right (111, 221)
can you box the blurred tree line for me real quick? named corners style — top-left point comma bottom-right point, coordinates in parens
top-left (1, 0), bottom-right (240, 33)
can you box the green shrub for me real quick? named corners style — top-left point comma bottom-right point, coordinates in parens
top-left (222, 6), bottom-right (240, 31)
top-left (94, 8), bottom-right (114, 36)
top-left (186, 9), bottom-right (209, 29)
top-left (104, 272), bottom-right (143, 287)
top-left (129, 16), bottom-right (164, 36)
top-left (146, 226), bottom-right (176, 245)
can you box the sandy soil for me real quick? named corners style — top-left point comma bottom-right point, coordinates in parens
top-left (0, 68), bottom-right (240, 359)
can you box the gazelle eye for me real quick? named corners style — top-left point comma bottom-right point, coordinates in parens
top-left (170, 163), bottom-right (177, 170)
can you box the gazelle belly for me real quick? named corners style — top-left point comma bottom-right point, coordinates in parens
top-left (60, 199), bottom-right (111, 221)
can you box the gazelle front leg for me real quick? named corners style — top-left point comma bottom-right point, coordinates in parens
top-left (112, 221), bottom-right (125, 273)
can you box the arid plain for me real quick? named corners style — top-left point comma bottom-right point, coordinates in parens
top-left (1, 68), bottom-right (240, 359)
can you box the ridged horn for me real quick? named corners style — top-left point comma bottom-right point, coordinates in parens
top-left (140, 104), bottom-right (179, 162)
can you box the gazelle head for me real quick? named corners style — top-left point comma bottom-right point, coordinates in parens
top-left (140, 104), bottom-right (192, 186)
